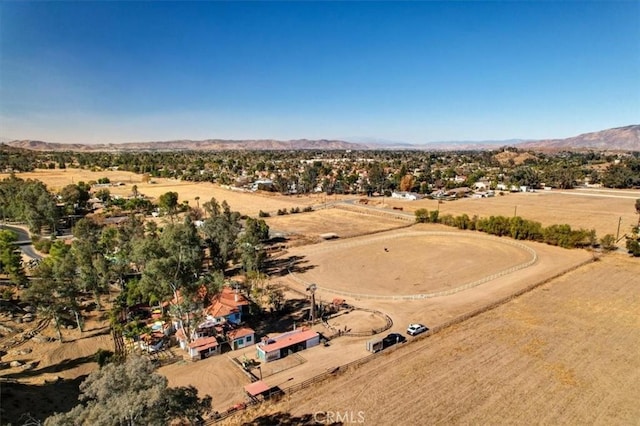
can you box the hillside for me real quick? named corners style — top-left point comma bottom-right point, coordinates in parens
top-left (4, 139), bottom-right (366, 152)
top-left (518, 125), bottom-right (640, 151)
top-left (5, 125), bottom-right (639, 152)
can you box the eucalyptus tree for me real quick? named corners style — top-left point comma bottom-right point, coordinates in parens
top-left (18, 179), bottom-right (59, 234)
top-left (201, 198), bottom-right (241, 270)
top-left (138, 218), bottom-right (204, 342)
top-left (0, 229), bottom-right (27, 289)
top-left (157, 191), bottom-right (179, 220)
top-left (72, 218), bottom-right (110, 309)
top-left (59, 183), bottom-right (91, 214)
top-left (27, 241), bottom-right (81, 340)
top-left (239, 217), bottom-right (269, 273)
top-left (45, 356), bottom-right (212, 426)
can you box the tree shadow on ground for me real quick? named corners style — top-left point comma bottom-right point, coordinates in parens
top-left (62, 326), bottom-right (112, 343)
top-left (265, 255), bottom-right (316, 277)
top-left (0, 375), bottom-right (85, 423)
top-left (2, 354), bottom-right (95, 379)
top-left (241, 412), bottom-right (343, 426)
top-left (247, 299), bottom-right (309, 337)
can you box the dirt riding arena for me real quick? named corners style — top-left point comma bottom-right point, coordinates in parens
top-left (289, 230), bottom-right (537, 297)
top-left (283, 223), bottom-right (594, 339)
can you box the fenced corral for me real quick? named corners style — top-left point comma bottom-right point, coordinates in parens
top-left (332, 203), bottom-right (414, 223)
top-left (322, 307), bottom-right (393, 338)
top-left (288, 230), bottom-right (538, 300)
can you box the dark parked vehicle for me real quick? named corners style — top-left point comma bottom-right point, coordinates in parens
top-left (382, 333), bottom-right (407, 348)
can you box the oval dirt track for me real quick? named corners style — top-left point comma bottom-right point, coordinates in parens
top-left (289, 231), bottom-right (537, 299)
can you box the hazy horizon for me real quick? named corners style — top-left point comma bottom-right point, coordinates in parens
top-left (1, 2), bottom-right (639, 144)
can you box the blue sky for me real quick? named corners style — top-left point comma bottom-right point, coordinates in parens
top-left (1, 1), bottom-right (638, 144)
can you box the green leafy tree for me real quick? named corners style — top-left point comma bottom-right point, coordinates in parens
top-left (26, 248), bottom-right (82, 341)
top-left (72, 218), bottom-right (110, 309)
top-left (626, 239), bottom-right (640, 257)
top-left (239, 217), bottom-right (269, 273)
top-left (59, 184), bottom-right (91, 213)
top-left (602, 164), bottom-right (633, 188)
top-left (158, 191), bottom-right (179, 219)
top-left (0, 230), bottom-right (27, 288)
top-left (18, 180), bottom-right (59, 234)
top-left (415, 208), bottom-right (429, 223)
top-left (45, 356), bottom-right (212, 426)
top-left (138, 219), bottom-right (204, 342)
top-left (201, 198), bottom-right (241, 270)
top-left (94, 188), bottom-right (111, 204)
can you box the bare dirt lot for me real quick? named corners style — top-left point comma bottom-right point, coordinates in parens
top-left (0, 301), bottom-right (114, 422)
top-left (229, 253), bottom-right (640, 425)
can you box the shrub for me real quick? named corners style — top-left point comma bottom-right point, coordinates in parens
top-left (415, 208), bottom-right (429, 223)
top-left (95, 349), bottom-right (115, 367)
top-left (600, 234), bottom-right (617, 251)
top-left (32, 237), bottom-right (52, 254)
top-left (626, 239), bottom-right (640, 257)
top-left (258, 210), bottom-right (270, 218)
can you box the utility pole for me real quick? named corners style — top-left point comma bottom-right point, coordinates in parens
top-left (307, 284), bottom-right (317, 325)
top-left (616, 216), bottom-right (622, 242)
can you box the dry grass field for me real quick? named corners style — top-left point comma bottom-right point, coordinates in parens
top-left (381, 188), bottom-right (640, 238)
top-left (0, 169), bottom-right (345, 217)
top-left (229, 253), bottom-right (640, 425)
top-left (264, 208), bottom-right (409, 240)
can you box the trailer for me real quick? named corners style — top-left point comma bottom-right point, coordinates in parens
top-left (366, 337), bottom-right (384, 353)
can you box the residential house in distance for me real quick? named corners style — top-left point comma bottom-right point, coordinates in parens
top-left (473, 180), bottom-right (491, 191)
top-left (391, 191), bottom-right (422, 201)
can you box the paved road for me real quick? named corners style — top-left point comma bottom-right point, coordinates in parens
top-left (0, 224), bottom-right (43, 260)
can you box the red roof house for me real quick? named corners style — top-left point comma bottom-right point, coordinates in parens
top-left (204, 286), bottom-right (250, 324)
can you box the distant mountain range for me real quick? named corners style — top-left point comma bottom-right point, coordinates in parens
top-left (4, 125), bottom-right (639, 152)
